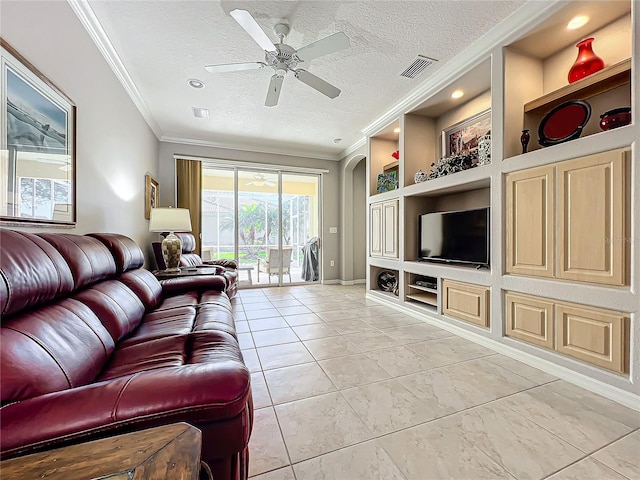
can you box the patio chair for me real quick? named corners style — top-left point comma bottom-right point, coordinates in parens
top-left (258, 247), bottom-right (293, 283)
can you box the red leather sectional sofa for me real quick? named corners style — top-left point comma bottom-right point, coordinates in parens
top-left (0, 229), bottom-right (253, 479)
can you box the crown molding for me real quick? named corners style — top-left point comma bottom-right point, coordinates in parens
top-left (67, 0), bottom-right (163, 139)
top-left (339, 136), bottom-right (367, 160)
top-left (362, 0), bottom-right (567, 137)
top-left (161, 135), bottom-right (341, 161)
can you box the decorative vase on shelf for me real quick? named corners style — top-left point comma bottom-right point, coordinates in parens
top-left (599, 107), bottom-right (631, 131)
top-left (477, 134), bottom-right (491, 165)
top-left (568, 37), bottom-right (605, 84)
top-left (414, 170), bottom-right (428, 183)
top-left (520, 129), bottom-right (530, 154)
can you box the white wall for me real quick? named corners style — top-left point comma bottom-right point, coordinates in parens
top-left (338, 143), bottom-right (367, 283)
top-left (352, 159), bottom-right (367, 280)
top-left (0, 1), bottom-right (159, 260)
top-left (158, 141), bottom-right (341, 281)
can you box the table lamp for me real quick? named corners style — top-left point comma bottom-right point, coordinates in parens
top-left (149, 207), bottom-right (192, 272)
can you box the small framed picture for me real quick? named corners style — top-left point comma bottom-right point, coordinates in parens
top-left (145, 174), bottom-right (159, 219)
top-left (443, 109), bottom-right (491, 157)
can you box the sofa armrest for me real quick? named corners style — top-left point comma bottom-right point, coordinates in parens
top-left (204, 259), bottom-right (238, 269)
top-left (160, 275), bottom-right (227, 296)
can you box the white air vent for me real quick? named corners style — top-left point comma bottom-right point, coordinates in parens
top-left (192, 107), bottom-right (210, 119)
top-left (400, 55), bottom-right (438, 79)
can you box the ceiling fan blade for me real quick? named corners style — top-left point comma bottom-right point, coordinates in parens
top-left (295, 69), bottom-right (340, 99)
top-left (296, 32), bottom-right (350, 61)
top-left (205, 62), bottom-right (265, 73)
top-left (230, 9), bottom-right (276, 52)
top-left (265, 75), bottom-right (284, 107)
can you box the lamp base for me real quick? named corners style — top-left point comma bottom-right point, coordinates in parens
top-left (162, 232), bottom-right (182, 272)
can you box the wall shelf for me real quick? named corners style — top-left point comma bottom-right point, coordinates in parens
top-left (408, 283), bottom-right (437, 294)
top-left (406, 292), bottom-right (437, 306)
top-left (524, 59), bottom-right (631, 115)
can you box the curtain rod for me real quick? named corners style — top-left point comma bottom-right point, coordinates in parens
top-left (173, 154), bottom-right (330, 174)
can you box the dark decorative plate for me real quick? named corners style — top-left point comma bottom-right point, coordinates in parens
top-left (376, 271), bottom-right (397, 292)
top-left (538, 100), bottom-right (591, 147)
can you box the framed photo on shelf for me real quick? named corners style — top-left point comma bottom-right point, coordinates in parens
top-left (1, 39), bottom-right (77, 226)
top-left (145, 174), bottom-right (159, 219)
top-left (443, 109), bottom-right (491, 157)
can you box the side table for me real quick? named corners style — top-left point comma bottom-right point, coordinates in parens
top-left (0, 423), bottom-right (202, 480)
top-left (154, 266), bottom-right (223, 280)
top-left (237, 265), bottom-right (253, 285)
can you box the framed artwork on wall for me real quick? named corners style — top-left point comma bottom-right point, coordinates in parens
top-left (443, 109), bottom-right (491, 157)
top-left (0, 38), bottom-right (77, 226)
top-left (145, 174), bottom-right (159, 219)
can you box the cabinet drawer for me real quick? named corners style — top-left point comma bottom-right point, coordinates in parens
top-left (556, 303), bottom-right (628, 374)
top-left (442, 280), bottom-right (489, 328)
top-left (505, 292), bottom-right (554, 350)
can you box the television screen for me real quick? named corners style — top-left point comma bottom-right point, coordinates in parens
top-left (418, 207), bottom-right (489, 265)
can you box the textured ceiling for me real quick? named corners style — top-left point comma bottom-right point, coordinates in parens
top-left (87, 0), bottom-right (527, 159)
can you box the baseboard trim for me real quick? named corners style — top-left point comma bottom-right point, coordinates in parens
top-left (339, 279), bottom-right (366, 286)
top-left (366, 293), bottom-right (640, 411)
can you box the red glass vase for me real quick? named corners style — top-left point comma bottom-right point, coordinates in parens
top-left (568, 37), bottom-right (604, 84)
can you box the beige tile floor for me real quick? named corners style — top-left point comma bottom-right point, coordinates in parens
top-left (234, 285), bottom-right (640, 480)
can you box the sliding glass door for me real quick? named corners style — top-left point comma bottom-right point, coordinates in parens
top-left (201, 165), bottom-right (320, 287)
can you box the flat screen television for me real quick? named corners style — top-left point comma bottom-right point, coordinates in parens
top-left (418, 207), bottom-right (489, 266)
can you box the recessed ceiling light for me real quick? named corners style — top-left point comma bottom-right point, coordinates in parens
top-left (192, 107), bottom-right (209, 119)
top-left (393, 127), bottom-right (401, 133)
top-left (567, 15), bottom-right (589, 30)
top-left (333, 138), bottom-right (342, 144)
top-left (188, 79), bottom-right (205, 89)
top-left (451, 89), bottom-right (464, 99)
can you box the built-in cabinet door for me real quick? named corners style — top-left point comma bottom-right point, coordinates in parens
top-left (442, 280), bottom-right (489, 328)
top-left (382, 199), bottom-right (399, 258)
top-left (556, 302), bottom-right (628, 374)
top-left (506, 165), bottom-right (555, 278)
top-left (505, 292), bottom-right (554, 349)
top-left (557, 150), bottom-right (628, 286)
top-left (370, 203), bottom-right (383, 257)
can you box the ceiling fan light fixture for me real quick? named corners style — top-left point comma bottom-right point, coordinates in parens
top-left (208, 10), bottom-right (350, 107)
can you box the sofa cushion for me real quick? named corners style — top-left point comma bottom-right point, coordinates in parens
top-left (37, 234), bottom-right (117, 290)
top-left (0, 230), bottom-right (74, 318)
top-left (0, 298), bottom-right (114, 404)
top-left (118, 306), bottom-right (197, 348)
top-left (74, 281), bottom-right (145, 342)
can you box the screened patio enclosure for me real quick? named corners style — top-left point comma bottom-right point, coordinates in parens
top-left (201, 166), bottom-right (321, 287)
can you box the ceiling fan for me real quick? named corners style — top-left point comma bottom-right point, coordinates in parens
top-left (205, 9), bottom-right (350, 107)
top-left (246, 174), bottom-right (276, 187)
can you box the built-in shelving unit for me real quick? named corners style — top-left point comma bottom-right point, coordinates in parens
top-left (365, 0), bottom-right (639, 407)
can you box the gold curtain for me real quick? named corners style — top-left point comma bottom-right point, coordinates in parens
top-left (176, 159), bottom-right (202, 254)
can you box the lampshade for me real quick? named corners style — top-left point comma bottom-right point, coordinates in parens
top-left (149, 208), bottom-right (192, 233)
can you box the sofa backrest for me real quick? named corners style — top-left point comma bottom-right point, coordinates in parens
top-left (37, 234), bottom-right (117, 290)
top-left (89, 233), bottom-right (145, 274)
top-left (0, 230), bottom-right (75, 317)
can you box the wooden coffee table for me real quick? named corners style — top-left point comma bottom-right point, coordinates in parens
top-left (0, 423), bottom-right (202, 479)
